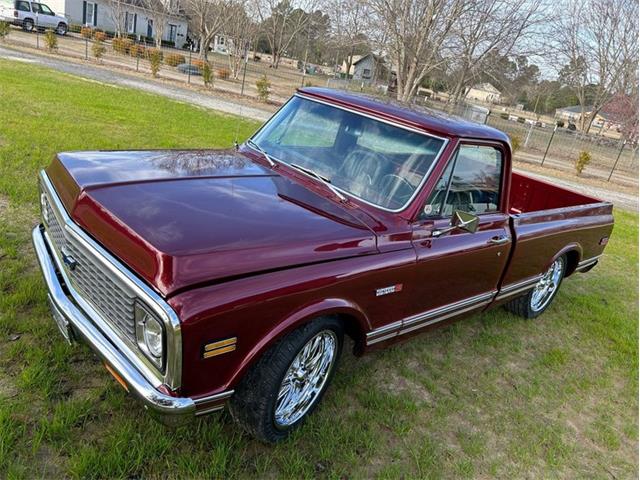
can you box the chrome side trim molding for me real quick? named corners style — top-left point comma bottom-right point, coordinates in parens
top-left (40, 171), bottom-right (183, 390)
top-left (576, 254), bottom-right (602, 271)
top-left (366, 291), bottom-right (495, 346)
top-left (494, 275), bottom-right (543, 301)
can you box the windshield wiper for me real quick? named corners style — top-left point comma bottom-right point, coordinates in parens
top-left (289, 163), bottom-right (348, 203)
top-left (246, 139), bottom-right (276, 168)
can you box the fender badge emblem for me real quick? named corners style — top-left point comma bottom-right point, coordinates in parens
top-left (376, 284), bottom-right (403, 297)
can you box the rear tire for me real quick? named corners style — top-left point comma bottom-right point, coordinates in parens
top-left (22, 18), bottom-right (34, 32)
top-left (229, 317), bottom-right (343, 443)
top-left (505, 255), bottom-right (566, 319)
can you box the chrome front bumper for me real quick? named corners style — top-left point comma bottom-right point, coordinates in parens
top-left (32, 224), bottom-right (230, 426)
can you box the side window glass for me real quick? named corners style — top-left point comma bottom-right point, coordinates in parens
top-left (422, 160), bottom-right (454, 217)
top-left (16, 1), bottom-right (30, 11)
top-left (423, 145), bottom-right (502, 218)
top-left (39, 3), bottom-right (53, 14)
top-left (31, 2), bottom-right (41, 12)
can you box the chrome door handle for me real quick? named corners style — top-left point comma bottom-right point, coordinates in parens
top-left (488, 235), bottom-right (509, 245)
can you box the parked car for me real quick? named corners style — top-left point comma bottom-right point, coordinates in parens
top-left (0, 0), bottom-right (67, 34)
top-left (33, 88), bottom-right (614, 443)
top-left (176, 63), bottom-right (202, 76)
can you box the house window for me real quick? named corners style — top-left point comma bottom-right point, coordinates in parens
top-left (168, 24), bottom-right (177, 43)
top-left (86, 2), bottom-right (95, 25)
top-left (125, 12), bottom-right (135, 33)
top-left (362, 68), bottom-right (371, 78)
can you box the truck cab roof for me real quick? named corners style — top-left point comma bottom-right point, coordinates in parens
top-left (298, 87), bottom-right (511, 145)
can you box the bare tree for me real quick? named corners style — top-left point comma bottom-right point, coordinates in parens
top-left (447, 0), bottom-right (547, 104)
top-left (253, 0), bottom-right (316, 69)
top-left (223, 1), bottom-right (258, 78)
top-left (328, 0), bottom-right (369, 77)
top-left (370, 0), bottom-right (465, 103)
top-left (140, 0), bottom-right (181, 47)
top-left (185, 0), bottom-right (232, 58)
top-left (105, 0), bottom-right (127, 37)
top-left (553, 0), bottom-right (638, 132)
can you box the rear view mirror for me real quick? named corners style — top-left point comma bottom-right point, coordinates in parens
top-left (431, 210), bottom-right (479, 237)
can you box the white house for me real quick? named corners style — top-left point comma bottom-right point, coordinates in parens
top-left (465, 83), bottom-right (502, 104)
top-left (44, 0), bottom-right (188, 47)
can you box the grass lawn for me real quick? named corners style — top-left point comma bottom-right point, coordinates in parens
top-left (0, 58), bottom-right (638, 479)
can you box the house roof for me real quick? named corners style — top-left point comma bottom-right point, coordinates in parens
top-left (297, 87), bottom-right (510, 144)
top-left (470, 83), bottom-right (501, 95)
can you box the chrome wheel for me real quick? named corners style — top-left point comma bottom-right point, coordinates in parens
top-left (274, 330), bottom-right (338, 428)
top-left (530, 258), bottom-right (564, 312)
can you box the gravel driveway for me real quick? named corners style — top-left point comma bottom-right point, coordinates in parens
top-left (0, 45), bottom-right (272, 122)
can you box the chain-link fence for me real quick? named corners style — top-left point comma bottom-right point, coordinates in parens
top-left (2, 23), bottom-right (326, 103)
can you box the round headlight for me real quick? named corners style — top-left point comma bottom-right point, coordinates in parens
top-left (135, 302), bottom-right (165, 368)
top-left (143, 314), bottom-right (164, 359)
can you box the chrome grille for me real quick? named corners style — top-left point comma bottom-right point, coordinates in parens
top-left (41, 191), bottom-right (137, 344)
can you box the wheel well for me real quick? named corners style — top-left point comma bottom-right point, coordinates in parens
top-left (564, 250), bottom-right (580, 276)
top-left (332, 313), bottom-right (367, 355)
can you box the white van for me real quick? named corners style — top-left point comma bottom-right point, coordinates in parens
top-left (0, 0), bottom-right (68, 35)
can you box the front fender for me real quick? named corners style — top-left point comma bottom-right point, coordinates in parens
top-left (226, 298), bottom-right (370, 388)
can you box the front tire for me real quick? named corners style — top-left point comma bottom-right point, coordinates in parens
top-left (229, 317), bottom-right (343, 443)
top-left (56, 22), bottom-right (67, 35)
top-left (505, 255), bottom-right (566, 319)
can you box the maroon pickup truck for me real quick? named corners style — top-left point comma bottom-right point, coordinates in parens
top-left (33, 88), bottom-right (613, 442)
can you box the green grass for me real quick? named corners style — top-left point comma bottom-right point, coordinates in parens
top-left (0, 58), bottom-right (638, 479)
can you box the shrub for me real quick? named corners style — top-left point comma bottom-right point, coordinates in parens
top-left (93, 31), bottom-right (107, 42)
top-left (509, 134), bottom-right (522, 153)
top-left (0, 21), bottom-right (10, 41)
top-left (112, 37), bottom-right (133, 54)
top-left (516, 116), bottom-right (525, 124)
top-left (556, 120), bottom-right (565, 128)
top-left (129, 44), bottom-right (145, 58)
top-left (256, 75), bottom-right (271, 102)
top-left (203, 62), bottom-right (213, 87)
top-left (165, 53), bottom-right (186, 67)
top-left (191, 59), bottom-right (205, 70)
top-left (92, 39), bottom-right (106, 61)
top-left (148, 48), bottom-right (162, 77)
top-left (80, 26), bottom-right (93, 38)
top-left (44, 29), bottom-right (58, 51)
top-left (575, 150), bottom-right (591, 175)
top-left (500, 112), bottom-right (509, 120)
top-left (216, 67), bottom-right (230, 80)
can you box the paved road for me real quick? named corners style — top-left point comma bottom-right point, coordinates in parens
top-left (1, 45), bottom-right (637, 212)
top-left (0, 45), bottom-right (272, 122)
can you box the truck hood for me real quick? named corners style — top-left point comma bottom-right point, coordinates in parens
top-left (46, 149), bottom-right (378, 296)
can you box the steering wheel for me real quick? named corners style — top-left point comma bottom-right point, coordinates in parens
top-left (377, 174), bottom-right (414, 206)
top-left (338, 149), bottom-right (389, 196)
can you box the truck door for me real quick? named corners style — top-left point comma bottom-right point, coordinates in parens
top-left (406, 142), bottom-right (511, 332)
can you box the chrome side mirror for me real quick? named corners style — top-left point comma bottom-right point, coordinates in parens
top-left (431, 210), bottom-right (479, 237)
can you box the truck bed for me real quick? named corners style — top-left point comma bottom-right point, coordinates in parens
top-left (509, 171), bottom-right (603, 214)
top-left (500, 171), bottom-right (614, 289)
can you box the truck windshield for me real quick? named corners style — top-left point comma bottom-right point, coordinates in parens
top-left (251, 96), bottom-right (447, 211)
